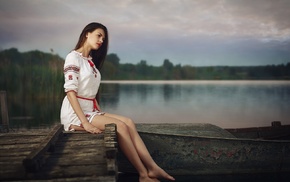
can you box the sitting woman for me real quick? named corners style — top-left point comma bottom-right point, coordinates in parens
top-left (60, 22), bottom-right (175, 182)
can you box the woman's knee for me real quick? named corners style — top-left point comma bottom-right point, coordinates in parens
top-left (123, 117), bottom-right (135, 128)
top-left (104, 113), bottom-right (135, 127)
top-left (116, 121), bottom-right (129, 133)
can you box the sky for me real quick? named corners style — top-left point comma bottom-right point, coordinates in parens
top-left (1, 0), bottom-right (290, 66)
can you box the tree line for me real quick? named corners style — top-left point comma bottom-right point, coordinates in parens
top-left (0, 48), bottom-right (64, 99)
top-left (102, 53), bottom-right (290, 80)
top-left (1, 48), bottom-right (290, 100)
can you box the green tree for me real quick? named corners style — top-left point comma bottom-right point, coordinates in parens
top-left (102, 61), bottom-right (118, 80)
top-left (162, 59), bottom-right (174, 79)
top-left (181, 65), bottom-right (195, 79)
top-left (173, 64), bottom-right (182, 79)
top-left (163, 59), bottom-right (174, 70)
top-left (106, 53), bottom-right (120, 67)
top-left (136, 60), bottom-right (148, 77)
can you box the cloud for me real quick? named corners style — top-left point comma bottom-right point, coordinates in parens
top-left (0, 0), bottom-right (290, 66)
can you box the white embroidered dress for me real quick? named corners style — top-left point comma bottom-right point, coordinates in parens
top-left (60, 50), bottom-right (104, 131)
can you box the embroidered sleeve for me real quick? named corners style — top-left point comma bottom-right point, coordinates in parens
top-left (63, 53), bottom-right (80, 93)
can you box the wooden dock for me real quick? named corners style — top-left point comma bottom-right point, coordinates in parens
top-left (0, 124), bottom-right (118, 181)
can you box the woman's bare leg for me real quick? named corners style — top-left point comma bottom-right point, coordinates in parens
top-left (90, 114), bottom-right (160, 182)
top-left (103, 113), bottom-right (175, 181)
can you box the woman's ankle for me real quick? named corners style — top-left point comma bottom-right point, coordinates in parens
top-left (139, 172), bottom-right (149, 178)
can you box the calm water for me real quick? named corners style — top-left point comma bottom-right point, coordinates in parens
top-left (100, 80), bottom-right (290, 128)
top-left (7, 80), bottom-right (290, 129)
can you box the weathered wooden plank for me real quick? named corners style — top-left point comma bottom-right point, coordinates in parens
top-left (0, 156), bottom-right (26, 162)
top-left (0, 124), bottom-right (118, 181)
top-left (61, 136), bottom-right (104, 141)
top-left (0, 143), bottom-right (39, 150)
top-left (62, 132), bottom-right (104, 138)
top-left (0, 158), bottom-right (23, 165)
top-left (60, 138), bottom-right (105, 143)
top-left (23, 124), bottom-right (63, 172)
top-left (0, 163), bottom-right (24, 172)
top-left (43, 157), bottom-right (106, 167)
top-left (0, 160), bottom-right (23, 166)
top-left (17, 176), bottom-right (116, 182)
top-left (0, 91), bottom-right (9, 132)
top-left (43, 153), bottom-right (106, 165)
top-left (63, 131), bottom-right (90, 134)
top-left (32, 164), bottom-right (108, 179)
top-left (43, 131), bottom-right (108, 166)
top-left (0, 150), bottom-right (32, 157)
top-left (52, 147), bottom-right (105, 154)
top-left (0, 136), bottom-right (46, 145)
top-left (56, 140), bottom-right (104, 147)
top-left (0, 166), bottom-right (26, 180)
top-left (0, 130), bottom-right (51, 137)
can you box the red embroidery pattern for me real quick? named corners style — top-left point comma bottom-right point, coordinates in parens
top-left (88, 60), bottom-right (94, 67)
top-left (88, 60), bottom-right (98, 78)
top-left (68, 75), bottom-right (73, 80)
top-left (64, 65), bottom-right (80, 74)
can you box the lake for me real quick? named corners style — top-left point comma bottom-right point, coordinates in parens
top-left (100, 80), bottom-right (290, 128)
top-left (7, 80), bottom-right (290, 129)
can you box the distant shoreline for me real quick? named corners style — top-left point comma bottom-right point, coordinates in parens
top-left (101, 80), bottom-right (290, 85)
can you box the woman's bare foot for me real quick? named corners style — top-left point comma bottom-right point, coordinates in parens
top-left (148, 166), bottom-right (175, 181)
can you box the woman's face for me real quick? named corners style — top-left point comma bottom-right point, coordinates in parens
top-left (86, 28), bottom-right (106, 50)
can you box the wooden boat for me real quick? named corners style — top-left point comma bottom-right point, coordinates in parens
top-left (117, 122), bottom-right (290, 175)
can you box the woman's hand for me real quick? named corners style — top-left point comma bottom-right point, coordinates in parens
top-left (66, 91), bottom-right (102, 134)
top-left (82, 122), bottom-right (102, 134)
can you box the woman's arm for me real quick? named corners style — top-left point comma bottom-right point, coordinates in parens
top-left (96, 92), bottom-right (101, 111)
top-left (96, 100), bottom-right (101, 111)
top-left (66, 91), bottom-right (102, 134)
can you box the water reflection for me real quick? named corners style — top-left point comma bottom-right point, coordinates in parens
top-left (99, 83), bottom-right (120, 109)
top-left (163, 84), bottom-right (175, 101)
top-left (6, 81), bottom-right (290, 129)
top-left (100, 81), bottom-right (290, 128)
top-left (8, 96), bottom-right (63, 128)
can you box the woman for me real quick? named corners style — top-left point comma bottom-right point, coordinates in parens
top-left (60, 22), bottom-right (175, 182)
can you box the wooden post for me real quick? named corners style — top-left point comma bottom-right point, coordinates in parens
top-left (0, 91), bottom-right (9, 132)
top-left (104, 123), bottom-right (118, 178)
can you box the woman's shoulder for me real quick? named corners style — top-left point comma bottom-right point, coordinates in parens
top-left (65, 50), bottom-right (79, 59)
top-left (65, 50), bottom-right (81, 65)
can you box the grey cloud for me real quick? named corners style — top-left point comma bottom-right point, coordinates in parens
top-left (0, 0), bottom-right (290, 66)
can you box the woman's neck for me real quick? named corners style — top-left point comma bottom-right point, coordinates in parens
top-left (76, 46), bottom-right (91, 58)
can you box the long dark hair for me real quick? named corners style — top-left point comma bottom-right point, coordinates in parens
top-left (74, 22), bottom-right (109, 70)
